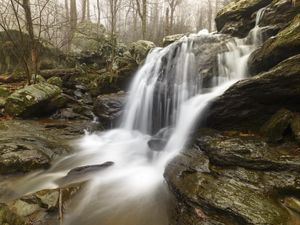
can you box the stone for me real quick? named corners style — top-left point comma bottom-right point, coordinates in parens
top-left (162, 34), bottom-right (185, 46)
top-left (249, 13), bottom-right (300, 75)
top-left (129, 40), bottom-right (156, 65)
top-left (165, 129), bottom-right (300, 225)
top-left (47, 76), bottom-right (63, 87)
top-left (93, 92), bottom-right (126, 127)
top-left (261, 108), bottom-right (294, 143)
top-left (205, 54), bottom-right (300, 131)
top-left (4, 82), bottom-right (63, 118)
top-left (215, 0), bottom-right (272, 38)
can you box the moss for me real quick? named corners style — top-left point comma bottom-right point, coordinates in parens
top-left (249, 13), bottom-right (300, 74)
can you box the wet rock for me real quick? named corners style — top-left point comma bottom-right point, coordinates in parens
top-left (165, 128), bottom-right (300, 225)
top-left (129, 40), bottom-right (156, 65)
top-left (148, 127), bottom-right (174, 151)
top-left (4, 82), bottom-right (64, 118)
top-left (1, 184), bottom-right (83, 225)
top-left (291, 114), bottom-right (300, 144)
top-left (215, 0), bottom-right (272, 38)
top-left (93, 92), bottom-right (126, 127)
top-left (259, 0), bottom-right (300, 30)
top-left (163, 34), bottom-right (185, 47)
top-left (249, 14), bottom-right (300, 75)
top-left (197, 129), bottom-right (300, 171)
top-left (0, 144), bottom-right (50, 174)
top-left (57, 162), bottom-right (114, 186)
top-left (0, 120), bottom-right (75, 174)
top-left (0, 203), bottom-right (25, 225)
top-left (165, 144), bottom-right (291, 225)
top-left (282, 197), bottom-right (300, 214)
top-left (261, 108), bottom-right (294, 143)
top-left (205, 54), bottom-right (300, 131)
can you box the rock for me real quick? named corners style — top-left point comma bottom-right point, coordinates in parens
top-left (0, 203), bottom-right (25, 225)
top-left (57, 162), bottom-right (114, 186)
top-left (165, 144), bottom-right (291, 225)
top-left (259, 0), bottom-right (300, 30)
top-left (148, 127), bottom-right (174, 151)
top-left (1, 184), bottom-right (83, 225)
top-left (0, 120), bottom-right (76, 174)
top-left (165, 129), bottom-right (300, 225)
top-left (196, 129), bottom-right (300, 171)
top-left (282, 197), bottom-right (300, 214)
top-left (215, 0), bottom-right (272, 38)
top-left (4, 83), bottom-right (63, 118)
top-left (291, 114), bottom-right (300, 144)
top-left (162, 34), bottom-right (185, 47)
top-left (129, 40), bottom-right (156, 65)
top-left (31, 74), bottom-right (46, 83)
top-left (261, 108), bottom-right (294, 143)
top-left (47, 76), bottom-right (63, 87)
top-left (93, 92), bottom-right (126, 127)
top-left (249, 14), bottom-right (300, 75)
top-left (205, 54), bottom-right (300, 131)
top-left (0, 144), bottom-right (50, 174)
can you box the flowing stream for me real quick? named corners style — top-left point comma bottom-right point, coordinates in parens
top-left (12, 11), bottom-right (266, 225)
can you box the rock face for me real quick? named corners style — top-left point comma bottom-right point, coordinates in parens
top-left (165, 129), bottom-right (300, 225)
top-left (249, 13), bottom-right (300, 75)
top-left (0, 119), bottom-right (96, 175)
top-left (259, 0), bottom-right (300, 30)
top-left (93, 92), bottom-right (126, 127)
top-left (216, 0), bottom-right (300, 39)
top-left (215, 0), bottom-right (272, 38)
top-left (129, 40), bottom-right (156, 65)
top-left (4, 82), bottom-right (64, 118)
top-left (0, 184), bottom-right (82, 225)
top-left (205, 54), bottom-right (300, 131)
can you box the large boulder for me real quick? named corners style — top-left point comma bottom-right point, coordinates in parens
top-left (93, 92), bottom-right (126, 127)
top-left (165, 129), bottom-right (300, 225)
top-left (162, 33), bottom-right (185, 47)
top-left (259, 0), bottom-right (300, 29)
top-left (215, 0), bottom-right (272, 38)
top-left (249, 13), bottom-right (300, 74)
top-left (204, 54), bottom-right (300, 131)
top-left (4, 82), bottom-right (65, 118)
top-left (0, 120), bottom-right (74, 174)
top-left (129, 40), bottom-right (156, 65)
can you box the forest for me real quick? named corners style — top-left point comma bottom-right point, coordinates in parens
top-left (0, 0), bottom-right (300, 225)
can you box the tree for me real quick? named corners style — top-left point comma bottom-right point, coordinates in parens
top-left (166, 0), bottom-right (182, 34)
top-left (135, 0), bottom-right (147, 39)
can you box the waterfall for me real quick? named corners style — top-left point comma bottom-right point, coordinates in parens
top-left (12, 22), bottom-right (264, 225)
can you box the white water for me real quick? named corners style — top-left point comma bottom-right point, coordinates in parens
top-left (11, 11), bottom-right (266, 225)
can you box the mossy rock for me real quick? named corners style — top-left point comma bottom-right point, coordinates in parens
top-left (4, 82), bottom-right (62, 118)
top-left (205, 54), bottom-right (300, 131)
top-left (261, 108), bottom-right (294, 143)
top-left (215, 0), bottom-right (272, 37)
top-left (47, 76), bottom-right (63, 87)
top-left (249, 13), bottom-right (300, 75)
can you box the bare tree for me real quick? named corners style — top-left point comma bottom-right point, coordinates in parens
top-left (135, 0), bottom-right (147, 39)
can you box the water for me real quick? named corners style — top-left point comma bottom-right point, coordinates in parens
top-left (10, 13), bottom-right (266, 225)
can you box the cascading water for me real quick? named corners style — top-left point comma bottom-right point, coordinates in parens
top-left (10, 10), bottom-right (267, 225)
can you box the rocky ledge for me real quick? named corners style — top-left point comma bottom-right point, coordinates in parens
top-left (165, 129), bottom-right (300, 225)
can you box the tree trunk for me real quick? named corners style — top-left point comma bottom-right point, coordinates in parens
top-left (87, 0), bottom-right (90, 21)
top-left (22, 0), bottom-right (38, 81)
top-left (97, 0), bottom-right (101, 26)
top-left (81, 0), bottom-right (87, 22)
